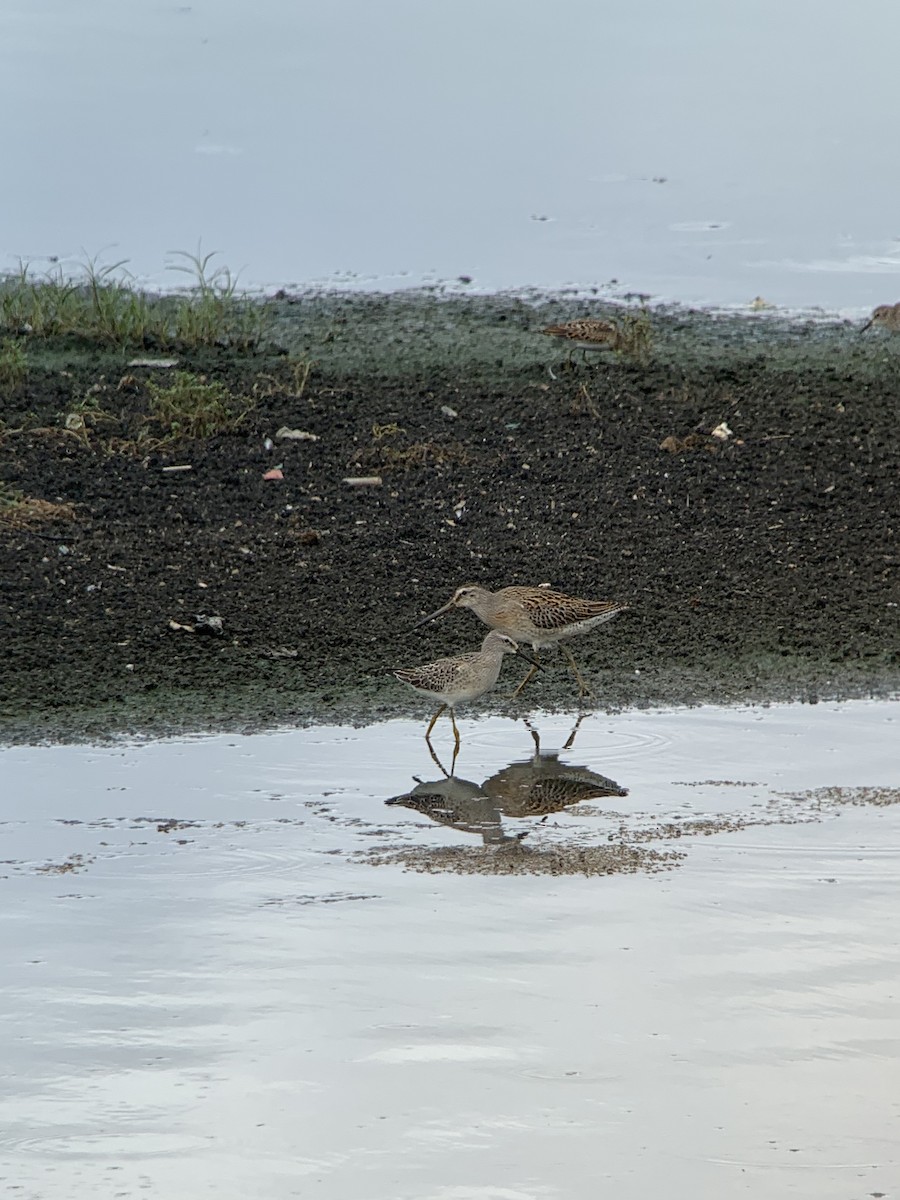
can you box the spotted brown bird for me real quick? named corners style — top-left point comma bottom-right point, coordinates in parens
top-left (393, 629), bottom-right (540, 750)
top-left (541, 317), bottom-right (622, 356)
top-left (415, 585), bottom-right (628, 700)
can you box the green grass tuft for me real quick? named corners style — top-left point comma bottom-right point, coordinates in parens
top-left (0, 338), bottom-right (28, 390)
top-left (147, 371), bottom-right (255, 440)
top-left (0, 481), bottom-right (25, 511)
top-left (613, 309), bottom-right (653, 361)
top-left (167, 249), bottom-right (267, 350)
top-left (0, 250), bottom-right (270, 350)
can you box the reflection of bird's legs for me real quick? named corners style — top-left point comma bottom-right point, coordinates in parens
top-left (425, 704), bottom-right (447, 741)
top-left (424, 705), bottom-right (450, 775)
top-left (449, 708), bottom-right (461, 756)
top-left (449, 740), bottom-right (460, 777)
top-left (509, 653), bottom-right (541, 700)
top-left (425, 738), bottom-right (451, 778)
top-left (563, 711), bottom-right (587, 751)
top-left (561, 645), bottom-right (595, 701)
top-left (523, 717), bottom-right (541, 755)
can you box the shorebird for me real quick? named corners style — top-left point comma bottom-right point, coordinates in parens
top-left (541, 318), bottom-right (622, 358)
top-left (414, 585), bottom-right (628, 700)
top-left (860, 303), bottom-right (900, 333)
top-left (393, 630), bottom-right (539, 753)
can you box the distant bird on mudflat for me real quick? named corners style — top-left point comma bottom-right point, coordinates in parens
top-left (541, 318), bottom-right (622, 354)
top-left (860, 303), bottom-right (900, 333)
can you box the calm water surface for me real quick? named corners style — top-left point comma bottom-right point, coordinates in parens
top-left (1, 700), bottom-right (898, 1198)
top-left (2, 1), bottom-right (899, 309)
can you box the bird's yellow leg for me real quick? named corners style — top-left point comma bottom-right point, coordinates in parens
top-left (509, 660), bottom-right (540, 700)
top-left (425, 704), bottom-right (447, 741)
top-left (449, 708), bottom-right (461, 755)
top-left (561, 645), bottom-right (595, 701)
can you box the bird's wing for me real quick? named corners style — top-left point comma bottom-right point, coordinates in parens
top-left (518, 590), bottom-right (623, 631)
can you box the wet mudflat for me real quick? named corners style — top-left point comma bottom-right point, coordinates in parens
top-left (2, 700), bottom-right (898, 1199)
top-left (2, 296), bottom-right (898, 743)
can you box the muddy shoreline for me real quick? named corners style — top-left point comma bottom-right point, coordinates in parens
top-left (1, 292), bottom-right (898, 743)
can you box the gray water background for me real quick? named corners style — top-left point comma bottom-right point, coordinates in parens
top-left (2, 0), bottom-right (899, 310)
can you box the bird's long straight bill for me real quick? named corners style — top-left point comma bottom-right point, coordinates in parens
top-left (412, 601), bottom-right (455, 629)
top-left (859, 319), bottom-right (874, 334)
top-left (515, 647), bottom-right (543, 669)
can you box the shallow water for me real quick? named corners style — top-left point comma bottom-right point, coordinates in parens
top-left (2, 1), bottom-right (899, 310)
top-left (2, 700), bottom-right (899, 1198)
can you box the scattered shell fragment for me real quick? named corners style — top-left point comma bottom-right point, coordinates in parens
top-left (275, 427), bottom-right (319, 441)
top-left (168, 615), bottom-right (223, 635)
top-left (161, 464), bottom-right (192, 472)
top-left (194, 614), bottom-right (223, 635)
top-left (64, 413), bottom-right (85, 431)
top-left (127, 357), bottom-right (179, 368)
top-left (263, 468), bottom-right (284, 481)
top-left (440, 405), bottom-right (458, 419)
top-left (343, 476), bottom-right (382, 487)
top-left (710, 422), bottom-right (734, 441)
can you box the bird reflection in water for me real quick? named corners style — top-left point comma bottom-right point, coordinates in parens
top-left (386, 775), bottom-right (519, 847)
top-left (386, 717), bottom-right (627, 846)
top-left (483, 717), bottom-right (627, 820)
